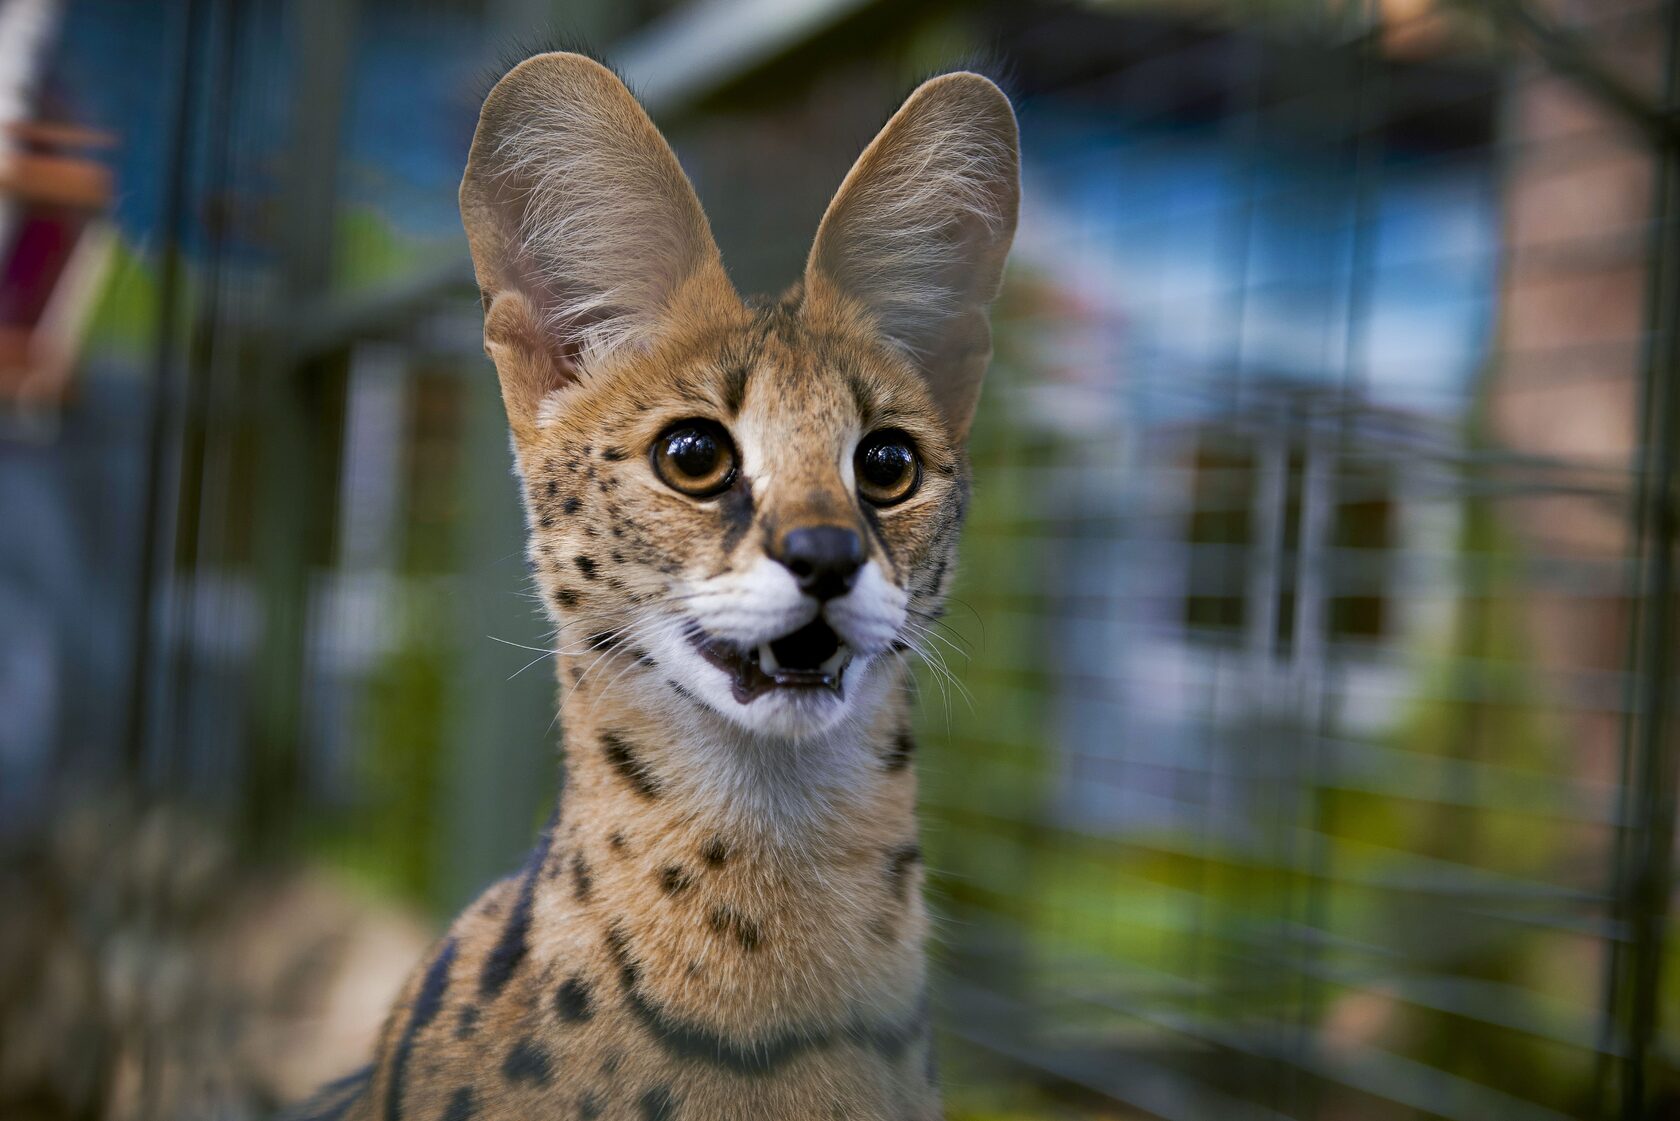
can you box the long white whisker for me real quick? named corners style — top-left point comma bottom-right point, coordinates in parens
top-left (487, 634), bottom-right (557, 656)
top-left (583, 614), bottom-right (690, 718)
top-left (509, 651), bottom-right (554, 680)
top-left (901, 619), bottom-right (973, 665)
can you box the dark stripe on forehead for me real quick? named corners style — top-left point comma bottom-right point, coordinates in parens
top-left (750, 291), bottom-right (807, 351)
top-left (846, 366), bottom-right (873, 425)
top-left (719, 300), bottom-right (787, 415)
top-left (721, 363), bottom-right (750, 416)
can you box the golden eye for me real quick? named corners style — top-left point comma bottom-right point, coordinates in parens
top-left (652, 419), bottom-right (737, 498)
top-left (855, 429), bottom-right (921, 507)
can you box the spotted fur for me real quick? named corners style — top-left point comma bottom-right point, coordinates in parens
top-left (303, 53), bottom-right (1017, 1121)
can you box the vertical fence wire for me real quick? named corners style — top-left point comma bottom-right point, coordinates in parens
top-left (1605, 3), bottom-right (1680, 1115)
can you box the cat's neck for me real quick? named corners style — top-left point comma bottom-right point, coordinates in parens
top-left (550, 651), bottom-right (919, 854)
top-left (533, 650), bottom-right (927, 1027)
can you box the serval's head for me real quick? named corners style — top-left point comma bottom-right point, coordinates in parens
top-left (461, 53), bottom-right (1019, 741)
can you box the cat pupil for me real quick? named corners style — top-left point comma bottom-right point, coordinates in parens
top-left (671, 430), bottom-right (717, 476)
top-left (862, 441), bottom-right (910, 485)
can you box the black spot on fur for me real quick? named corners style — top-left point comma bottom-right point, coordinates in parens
top-left (545, 479), bottom-right (559, 498)
top-left (538, 513), bottom-right (555, 529)
top-left (886, 844), bottom-right (923, 900)
top-left (562, 495), bottom-right (582, 514)
top-left (609, 831), bottom-right (628, 854)
top-left (658, 865), bottom-right (692, 895)
top-left (503, 1038), bottom-right (553, 1086)
top-left (442, 1086), bottom-right (476, 1121)
top-left (571, 854), bottom-right (594, 902)
top-left (555, 975), bottom-right (594, 1022)
top-left (640, 1086), bottom-right (678, 1121)
top-left (883, 731), bottom-right (916, 772)
top-left (605, 923), bottom-right (641, 989)
top-left (574, 554), bottom-right (598, 579)
top-left (386, 939), bottom-right (456, 1121)
top-left (700, 836), bottom-right (729, 866)
top-left (455, 1004), bottom-right (480, 1039)
top-left (602, 445), bottom-right (628, 461)
top-left (579, 1092), bottom-right (604, 1120)
top-left (718, 477), bottom-right (755, 555)
top-left (602, 731), bottom-right (660, 798)
top-left (708, 905), bottom-right (761, 951)
top-left (553, 588), bottom-right (579, 609)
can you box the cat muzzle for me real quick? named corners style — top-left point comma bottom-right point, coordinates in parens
top-left (692, 617), bottom-right (851, 704)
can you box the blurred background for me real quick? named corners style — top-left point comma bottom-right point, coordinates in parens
top-left (2, 0), bottom-right (1679, 1118)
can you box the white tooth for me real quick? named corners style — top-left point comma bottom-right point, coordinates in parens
top-left (819, 648), bottom-right (850, 675)
top-left (758, 643), bottom-right (779, 673)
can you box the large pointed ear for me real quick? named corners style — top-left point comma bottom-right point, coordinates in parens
top-left (805, 73), bottom-right (1019, 443)
top-left (460, 53), bottom-right (732, 443)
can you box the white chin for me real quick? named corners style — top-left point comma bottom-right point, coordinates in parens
top-left (715, 682), bottom-right (854, 739)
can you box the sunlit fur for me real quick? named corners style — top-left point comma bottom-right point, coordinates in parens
top-left (298, 53), bottom-right (1018, 1121)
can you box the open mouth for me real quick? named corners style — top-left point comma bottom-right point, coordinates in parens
top-left (692, 618), bottom-right (851, 704)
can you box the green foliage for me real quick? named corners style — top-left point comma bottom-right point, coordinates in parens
top-left (82, 234), bottom-right (166, 362)
top-left (332, 205), bottom-right (435, 293)
top-left (307, 587), bottom-right (453, 907)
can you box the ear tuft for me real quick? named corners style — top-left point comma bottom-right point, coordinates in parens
top-left (805, 72), bottom-right (1020, 442)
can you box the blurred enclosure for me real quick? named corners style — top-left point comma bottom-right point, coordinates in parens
top-left (2, 0), bottom-right (1680, 1119)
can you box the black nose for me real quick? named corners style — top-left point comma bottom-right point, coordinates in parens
top-left (775, 526), bottom-right (864, 601)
